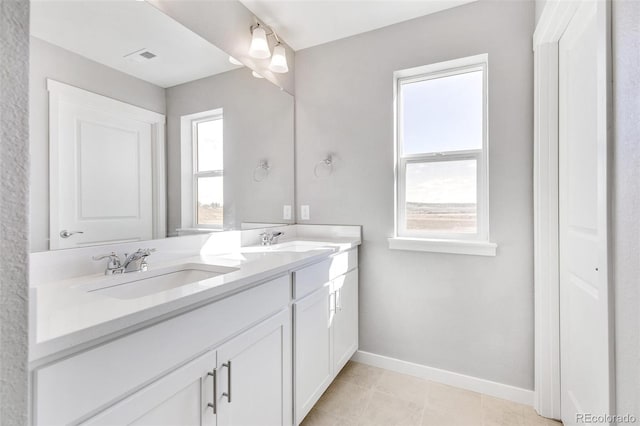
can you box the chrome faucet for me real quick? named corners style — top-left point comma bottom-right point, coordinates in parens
top-left (122, 248), bottom-right (156, 273)
top-left (259, 231), bottom-right (284, 246)
top-left (93, 248), bottom-right (156, 275)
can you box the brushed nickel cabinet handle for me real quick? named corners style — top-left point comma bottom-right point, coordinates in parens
top-left (222, 361), bottom-right (232, 403)
top-left (207, 369), bottom-right (217, 414)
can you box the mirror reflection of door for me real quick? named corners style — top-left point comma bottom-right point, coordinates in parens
top-left (48, 80), bottom-right (166, 250)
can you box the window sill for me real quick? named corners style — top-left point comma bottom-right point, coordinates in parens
top-left (388, 237), bottom-right (497, 256)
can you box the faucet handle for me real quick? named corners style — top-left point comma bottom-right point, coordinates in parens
top-left (92, 252), bottom-right (121, 268)
top-left (259, 231), bottom-right (272, 246)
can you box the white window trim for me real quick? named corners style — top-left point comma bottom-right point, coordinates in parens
top-left (180, 108), bottom-right (223, 230)
top-left (390, 54), bottom-right (496, 256)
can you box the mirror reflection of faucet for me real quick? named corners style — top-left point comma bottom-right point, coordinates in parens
top-left (92, 248), bottom-right (156, 275)
top-left (260, 231), bottom-right (284, 246)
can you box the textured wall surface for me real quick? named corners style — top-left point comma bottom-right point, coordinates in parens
top-left (613, 0), bottom-right (640, 418)
top-left (29, 37), bottom-right (166, 252)
top-left (165, 68), bottom-right (295, 234)
top-left (0, 0), bottom-right (30, 423)
top-left (295, 0), bottom-right (535, 389)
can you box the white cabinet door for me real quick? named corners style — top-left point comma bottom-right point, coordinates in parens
top-left (216, 309), bottom-right (292, 426)
top-left (83, 351), bottom-right (217, 426)
top-left (332, 269), bottom-right (359, 374)
top-left (294, 284), bottom-right (333, 424)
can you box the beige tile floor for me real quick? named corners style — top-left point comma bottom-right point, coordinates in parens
top-left (301, 362), bottom-right (563, 426)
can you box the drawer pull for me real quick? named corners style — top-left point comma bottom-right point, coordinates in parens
top-left (222, 361), bottom-right (232, 403)
top-left (207, 369), bottom-right (217, 414)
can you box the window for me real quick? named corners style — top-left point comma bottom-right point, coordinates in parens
top-left (391, 54), bottom-right (496, 256)
top-left (180, 109), bottom-right (224, 230)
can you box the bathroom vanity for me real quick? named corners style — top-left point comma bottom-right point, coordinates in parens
top-left (27, 2), bottom-right (357, 424)
top-left (29, 226), bottom-right (360, 425)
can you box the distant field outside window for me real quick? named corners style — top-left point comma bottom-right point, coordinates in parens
top-left (405, 160), bottom-right (477, 233)
top-left (395, 55), bottom-right (488, 241)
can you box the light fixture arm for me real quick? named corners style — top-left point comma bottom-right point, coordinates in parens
top-left (250, 22), bottom-right (274, 37)
top-left (250, 21), bottom-right (283, 44)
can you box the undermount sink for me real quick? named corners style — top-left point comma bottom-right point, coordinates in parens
top-left (79, 263), bottom-right (238, 300)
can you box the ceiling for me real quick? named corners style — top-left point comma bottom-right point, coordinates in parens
top-left (31, 0), bottom-right (242, 88)
top-left (239, 0), bottom-right (478, 51)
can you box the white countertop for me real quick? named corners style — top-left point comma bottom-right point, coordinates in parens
top-left (30, 237), bottom-right (359, 364)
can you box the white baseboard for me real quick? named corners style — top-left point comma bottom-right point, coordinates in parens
top-left (351, 350), bottom-right (534, 406)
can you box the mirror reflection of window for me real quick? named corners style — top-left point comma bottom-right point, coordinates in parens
top-left (193, 114), bottom-right (223, 228)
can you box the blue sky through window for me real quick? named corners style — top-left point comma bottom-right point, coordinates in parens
top-left (401, 70), bottom-right (483, 155)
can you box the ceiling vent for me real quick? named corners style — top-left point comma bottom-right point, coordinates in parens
top-left (124, 48), bottom-right (157, 63)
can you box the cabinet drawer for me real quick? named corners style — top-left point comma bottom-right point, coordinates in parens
top-left (34, 274), bottom-right (289, 426)
top-left (293, 249), bottom-right (357, 299)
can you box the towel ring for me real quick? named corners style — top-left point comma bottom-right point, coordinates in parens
top-left (314, 155), bottom-right (334, 178)
top-left (253, 161), bottom-right (270, 182)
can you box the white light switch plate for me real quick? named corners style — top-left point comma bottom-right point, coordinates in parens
top-left (283, 205), bottom-right (292, 220)
top-left (300, 205), bottom-right (310, 220)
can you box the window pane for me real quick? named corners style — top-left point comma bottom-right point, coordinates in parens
top-left (197, 176), bottom-right (223, 226)
top-left (405, 160), bottom-right (477, 234)
top-left (197, 119), bottom-right (223, 172)
top-left (401, 70), bottom-right (483, 155)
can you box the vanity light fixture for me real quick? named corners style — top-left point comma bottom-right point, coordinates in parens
top-left (247, 20), bottom-right (289, 74)
top-left (248, 23), bottom-right (271, 59)
top-left (269, 43), bottom-right (289, 74)
top-left (228, 56), bottom-right (243, 66)
top-left (252, 70), bottom-right (264, 79)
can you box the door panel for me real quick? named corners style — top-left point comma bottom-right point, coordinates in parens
top-left (49, 82), bottom-right (162, 249)
top-left (559, 1), bottom-right (612, 424)
top-left (333, 269), bottom-right (359, 374)
top-left (83, 351), bottom-right (216, 426)
top-left (294, 285), bottom-right (333, 424)
top-left (217, 310), bottom-right (291, 426)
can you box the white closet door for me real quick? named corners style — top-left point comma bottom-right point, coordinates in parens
top-left (48, 80), bottom-right (164, 249)
top-left (558, 1), bottom-right (613, 424)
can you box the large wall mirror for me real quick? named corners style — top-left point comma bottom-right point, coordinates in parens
top-left (29, 0), bottom-right (294, 252)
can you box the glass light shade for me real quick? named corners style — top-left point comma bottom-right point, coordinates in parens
top-left (251, 70), bottom-right (264, 79)
top-left (228, 56), bottom-right (242, 65)
top-left (248, 26), bottom-right (271, 59)
top-left (269, 44), bottom-right (288, 73)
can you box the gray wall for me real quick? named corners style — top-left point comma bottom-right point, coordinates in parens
top-left (0, 0), bottom-right (30, 423)
top-left (295, 0), bottom-right (535, 389)
top-left (29, 37), bottom-right (166, 252)
top-left (612, 0), bottom-right (640, 418)
top-left (165, 68), bottom-right (295, 234)
top-left (535, 0), bottom-right (546, 25)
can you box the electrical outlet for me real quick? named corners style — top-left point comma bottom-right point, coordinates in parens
top-left (300, 205), bottom-right (310, 220)
top-left (283, 205), bottom-right (292, 220)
